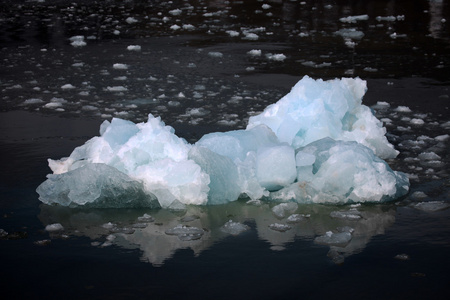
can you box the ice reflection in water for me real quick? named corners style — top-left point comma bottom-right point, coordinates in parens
top-left (39, 201), bottom-right (396, 266)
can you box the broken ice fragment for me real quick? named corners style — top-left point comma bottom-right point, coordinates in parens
top-left (413, 201), bottom-right (450, 212)
top-left (220, 220), bottom-right (250, 235)
top-left (268, 223), bottom-right (292, 232)
top-left (137, 214), bottom-right (154, 222)
top-left (45, 223), bottom-right (64, 232)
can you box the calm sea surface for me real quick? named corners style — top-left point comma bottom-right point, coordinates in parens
top-left (1, 1), bottom-right (449, 299)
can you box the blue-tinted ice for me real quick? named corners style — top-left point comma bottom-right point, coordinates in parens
top-left (37, 76), bottom-right (410, 208)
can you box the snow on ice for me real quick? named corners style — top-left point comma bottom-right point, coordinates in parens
top-left (36, 76), bottom-right (410, 208)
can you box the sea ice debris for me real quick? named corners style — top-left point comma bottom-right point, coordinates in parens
top-left (45, 223), bottom-right (64, 232)
top-left (220, 220), bottom-right (250, 235)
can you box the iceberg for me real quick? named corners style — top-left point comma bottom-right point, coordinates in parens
top-left (36, 76), bottom-right (409, 208)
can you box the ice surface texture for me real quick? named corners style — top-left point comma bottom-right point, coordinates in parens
top-left (37, 76), bottom-right (409, 208)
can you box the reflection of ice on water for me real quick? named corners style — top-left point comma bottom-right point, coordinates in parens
top-left (39, 201), bottom-right (396, 265)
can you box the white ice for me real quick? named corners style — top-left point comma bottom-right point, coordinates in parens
top-left (37, 76), bottom-right (410, 208)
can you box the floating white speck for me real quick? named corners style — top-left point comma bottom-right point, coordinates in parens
top-left (113, 63), bottom-right (128, 70)
top-left (414, 201), bottom-right (450, 212)
top-left (340, 15), bottom-right (369, 23)
top-left (127, 45), bottom-right (141, 51)
top-left (23, 98), bottom-right (44, 105)
top-left (45, 223), bottom-right (64, 232)
top-left (266, 53), bottom-right (287, 61)
top-left (394, 106), bottom-right (412, 113)
top-left (242, 33), bottom-right (259, 40)
top-left (208, 51), bottom-right (223, 58)
top-left (269, 223), bottom-right (291, 232)
top-left (226, 30), bottom-right (240, 37)
top-left (61, 84), bottom-right (75, 90)
top-left (247, 49), bottom-right (262, 56)
top-left (106, 86), bottom-right (128, 92)
top-left (170, 24), bottom-right (181, 30)
top-left (220, 220), bottom-right (250, 235)
top-left (182, 24), bottom-right (195, 30)
top-left (169, 9), bottom-right (182, 16)
top-left (126, 17), bottom-right (138, 24)
top-left (69, 35), bottom-right (86, 47)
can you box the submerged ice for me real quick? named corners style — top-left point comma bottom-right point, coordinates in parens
top-left (37, 76), bottom-right (409, 208)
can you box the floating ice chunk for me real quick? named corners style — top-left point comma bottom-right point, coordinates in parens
top-left (413, 201), bottom-right (450, 212)
top-left (137, 213), bottom-right (154, 222)
top-left (182, 24), bottom-right (195, 30)
top-left (335, 28), bottom-right (365, 39)
top-left (243, 32), bottom-right (259, 40)
top-left (286, 214), bottom-right (309, 223)
top-left (394, 106), bottom-right (412, 112)
top-left (247, 49), bottom-right (262, 56)
top-left (61, 84), bottom-right (75, 90)
top-left (268, 223), bottom-right (291, 232)
top-left (45, 223), bottom-right (64, 232)
top-left (69, 36), bottom-right (86, 47)
top-left (37, 77), bottom-right (409, 208)
top-left (102, 222), bottom-right (116, 230)
top-left (106, 86), bottom-right (128, 92)
top-left (262, 4), bottom-right (271, 9)
top-left (113, 63), bottom-right (128, 70)
top-left (220, 220), bottom-right (250, 235)
top-left (339, 15), bottom-right (369, 23)
top-left (410, 118), bottom-right (424, 125)
top-left (23, 98), bottom-right (44, 105)
top-left (169, 9), bottom-right (182, 16)
top-left (315, 231), bottom-right (352, 246)
top-left (126, 17), bottom-right (138, 24)
top-left (266, 53), bottom-right (287, 61)
top-left (376, 16), bottom-right (397, 22)
top-left (272, 202), bottom-right (298, 218)
top-left (418, 152), bottom-right (441, 161)
top-left (247, 76), bottom-right (399, 159)
top-left (435, 134), bottom-right (449, 142)
top-left (208, 51), bottom-right (223, 58)
top-left (186, 107), bottom-right (210, 116)
top-left (127, 45), bottom-right (141, 51)
top-left (410, 191), bottom-right (428, 200)
top-left (226, 30), bottom-right (240, 37)
top-left (165, 225), bottom-right (204, 241)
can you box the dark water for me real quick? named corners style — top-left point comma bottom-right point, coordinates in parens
top-left (1, 0), bottom-right (449, 299)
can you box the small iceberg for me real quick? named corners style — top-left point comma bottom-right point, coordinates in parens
top-left (36, 76), bottom-right (409, 208)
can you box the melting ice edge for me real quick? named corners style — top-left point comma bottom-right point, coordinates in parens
top-left (37, 76), bottom-right (410, 208)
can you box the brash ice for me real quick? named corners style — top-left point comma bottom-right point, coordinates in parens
top-left (36, 76), bottom-right (410, 208)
